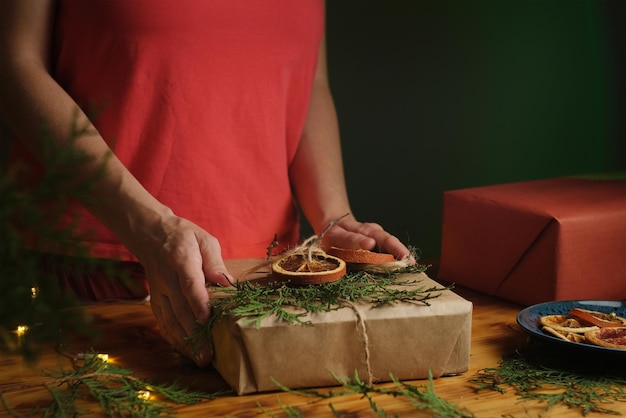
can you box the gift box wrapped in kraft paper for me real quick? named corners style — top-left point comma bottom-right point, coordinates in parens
top-left (211, 261), bottom-right (472, 395)
top-left (438, 176), bottom-right (626, 307)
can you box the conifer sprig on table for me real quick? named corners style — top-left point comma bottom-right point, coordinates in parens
top-left (471, 346), bottom-right (626, 416)
top-left (0, 352), bottom-right (226, 417)
top-left (268, 370), bottom-right (475, 418)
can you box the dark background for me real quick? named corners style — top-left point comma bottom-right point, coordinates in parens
top-left (322, 0), bottom-right (626, 260)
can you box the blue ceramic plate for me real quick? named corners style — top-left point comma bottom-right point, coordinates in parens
top-left (517, 300), bottom-right (626, 354)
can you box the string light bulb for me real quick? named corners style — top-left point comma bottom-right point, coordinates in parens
top-left (97, 353), bottom-right (109, 362)
top-left (137, 390), bottom-right (151, 401)
top-left (30, 286), bottom-right (39, 299)
top-left (14, 325), bottom-right (28, 347)
top-left (77, 352), bottom-right (110, 362)
top-left (16, 325), bottom-right (29, 336)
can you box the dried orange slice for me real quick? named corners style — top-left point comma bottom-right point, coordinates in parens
top-left (585, 327), bottom-right (626, 350)
top-left (327, 247), bottom-right (395, 265)
top-left (542, 326), bottom-right (587, 343)
top-left (271, 253), bottom-right (346, 285)
top-left (539, 314), bottom-right (598, 334)
top-left (568, 308), bottom-right (626, 328)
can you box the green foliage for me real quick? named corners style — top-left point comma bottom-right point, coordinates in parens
top-left (270, 370), bottom-right (475, 418)
top-left (193, 264), bottom-right (442, 350)
top-left (258, 398), bottom-right (307, 418)
top-left (0, 119), bottom-right (123, 361)
top-left (471, 345), bottom-right (626, 416)
top-left (0, 352), bottom-right (226, 417)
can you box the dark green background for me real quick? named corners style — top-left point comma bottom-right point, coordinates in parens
top-left (321, 0), bottom-right (625, 260)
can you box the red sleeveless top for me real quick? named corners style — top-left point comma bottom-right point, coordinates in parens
top-left (40, 0), bottom-right (324, 260)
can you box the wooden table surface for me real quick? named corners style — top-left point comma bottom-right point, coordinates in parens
top-left (1, 276), bottom-right (624, 417)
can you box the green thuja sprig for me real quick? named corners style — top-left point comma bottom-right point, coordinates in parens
top-left (192, 264), bottom-right (441, 350)
top-left (257, 398), bottom-right (307, 418)
top-left (0, 352), bottom-right (226, 417)
top-left (268, 370), bottom-right (475, 418)
top-left (471, 346), bottom-right (626, 416)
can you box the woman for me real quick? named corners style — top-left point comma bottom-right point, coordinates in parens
top-left (0, 0), bottom-right (412, 365)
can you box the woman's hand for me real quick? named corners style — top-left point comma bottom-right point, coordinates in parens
top-left (133, 214), bottom-right (233, 367)
top-left (319, 215), bottom-right (415, 262)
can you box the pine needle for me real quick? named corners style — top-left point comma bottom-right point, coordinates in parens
top-left (193, 264), bottom-right (440, 350)
top-left (269, 370), bottom-right (475, 418)
top-left (471, 345), bottom-right (626, 416)
top-left (0, 352), bottom-right (225, 417)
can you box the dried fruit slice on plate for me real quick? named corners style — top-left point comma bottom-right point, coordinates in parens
top-left (271, 253), bottom-right (346, 285)
top-left (538, 308), bottom-right (626, 349)
top-left (585, 327), bottom-right (626, 349)
top-left (542, 326), bottom-right (587, 343)
top-left (568, 308), bottom-right (626, 328)
top-left (539, 314), bottom-right (598, 334)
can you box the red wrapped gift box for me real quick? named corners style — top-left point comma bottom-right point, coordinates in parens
top-left (438, 176), bottom-right (626, 306)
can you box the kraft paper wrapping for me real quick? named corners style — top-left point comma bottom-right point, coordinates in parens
top-left (211, 269), bottom-right (472, 395)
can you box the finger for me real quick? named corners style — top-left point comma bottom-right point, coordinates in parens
top-left (151, 294), bottom-right (189, 352)
top-left (323, 226), bottom-right (376, 250)
top-left (350, 224), bottom-right (412, 260)
top-left (178, 269), bottom-right (211, 324)
top-left (197, 234), bottom-right (233, 287)
top-left (328, 220), bottom-right (413, 261)
top-left (152, 296), bottom-right (213, 366)
top-left (370, 232), bottom-right (413, 260)
top-left (171, 235), bottom-right (214, 323)
top-left (171, 262), bottom-right (211, 328)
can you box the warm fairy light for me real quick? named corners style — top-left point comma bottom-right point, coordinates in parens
top-left (30, 286), bottom-right (39, 299)
top-left (137, 390), bottom-right (151, 401)
top-left (15, 325), bottom-right (29, 348)
top-left (77, 352), bottom-right (110, 362)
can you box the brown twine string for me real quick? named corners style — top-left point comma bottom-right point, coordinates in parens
top-left (245, 235), bottom-right (326, 277)
top-left (245, 226), bottom-right (414, 385)
top-left (347, 258), bottom-right (412, 274)
top-left (342, 300), bottom-right (375, 386)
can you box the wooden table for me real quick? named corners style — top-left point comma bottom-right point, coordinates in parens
top-left (1, 282), bottom-right (623, 417)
